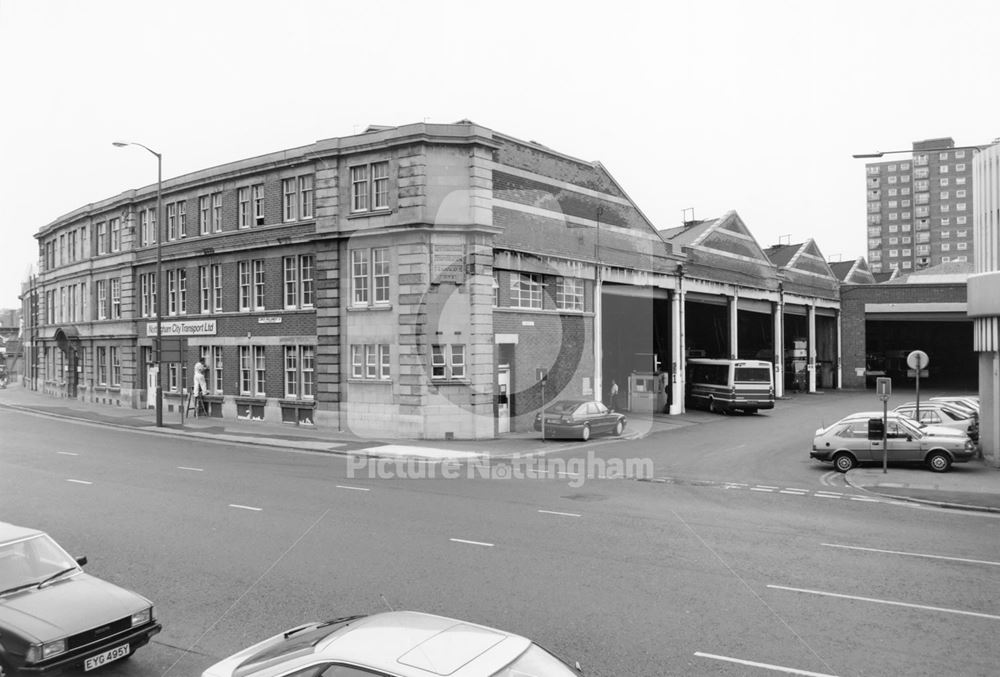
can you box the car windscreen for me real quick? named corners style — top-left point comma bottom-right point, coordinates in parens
top-left (0, 534), bottom-right (79, 591)
top-left (491, 643), bottom-right (578, 676)
top-left (234, 617), bottom-right (363, 676)
top-left (734, 368), bottom-right (771, 383)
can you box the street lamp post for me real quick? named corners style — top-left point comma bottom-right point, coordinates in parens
top-left (851, 145), bottom-right (985, 159)
top-left (113, 141), bottom-right (164, 427)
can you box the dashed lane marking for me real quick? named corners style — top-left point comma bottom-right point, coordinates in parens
top-left (229, 504), bottom-right (262, 512)
top-left (694, 652), bottom-right (838, 677)
top-left (538, 509), bottom-right (581, 518)
top-left (178, 466), bottom-right (204, 472)
top-left (449, 538), bottom-right (494, 547)
top-left (58, 451), bottom-right (78, 456)
top-left (66, 479), bottom-right (92, 485)
top-left (768, 584), bottom-right (1000, 621)
top-left (822, 543), bottom-right (1000, 567)
top-left (335, 485), bottom-right (371, 492)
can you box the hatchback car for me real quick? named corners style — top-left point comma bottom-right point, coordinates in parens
top-left (201, 610), bottom-right (581, 677)
top-left (893, 401), bottom-right (978, 441)
top-left (533, 400), bottom-right (626, 440)
top-left (0, 522), bottom-right (161, 676)
top-left (811, 412), bottom-right (976, 472)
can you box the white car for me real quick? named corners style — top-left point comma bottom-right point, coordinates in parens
top-left (893, 401), bottom-right (978, 441)
top-left (811, 411), bottom-right (976, 472)
top-left (202, 611), bottom-right (581, 677)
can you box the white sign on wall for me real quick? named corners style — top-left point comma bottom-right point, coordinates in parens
top-left (146, 320), bottom-right (218, 337)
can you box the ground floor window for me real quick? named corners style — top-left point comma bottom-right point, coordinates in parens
top-left (431, 343), bottom-right (465, 380)
top-left (211, 346), bottom-right (224, 394)
top-left (239, 345), bottom-right (266, 396)
top-left (351, 344), bottom-right (390, 380)
top-left (284, 345), bottom-right (315, 398)
top-left (96, 347), bottom-right (107, 385)
top-left (168, 363), bottom-right (180, 392)
top-left (110, 347), bottom-right (121, 386)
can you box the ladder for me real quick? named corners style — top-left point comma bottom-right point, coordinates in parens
top-left (185, 390), bottom-right (207, 418)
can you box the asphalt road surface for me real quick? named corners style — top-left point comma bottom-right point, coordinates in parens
top-left (2, 392), bottom-right (998, 676)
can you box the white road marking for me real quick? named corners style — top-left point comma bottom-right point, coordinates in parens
top-left (229, 504), bottom-right (262, 512)
top-left (756, 485), bottom-right (780, 490)
top-left (57, 451), bottom-right (78, 456)
top-left (694, 652), bottom-right (838, 676)
top-left (849, 497), bottom-right (881, 502)
top-left (814, 494), bottom-right (841, 499)
top-left (780, 489), bottom-right (808, 495)
top-left (335, 485), bottom-right (370, 492)
top-left (815, 490), bottom-right (843, 496)
top-left (822, 543), bottom-right (1000, 567)
top-left (178, 466), bottom-right (204, 472)
top-left (538, 509), bottom-right (581, 518)
top-left (66, 479), bottom-right (92, 485)
top-left (768, 585), bottom-right (1000, 621)
top-left (751, 487), bottom-right (775, 492)
top-left (555, 471), bottom-right (580, 477)
top-left (449, 538), bottom-right (494, 547)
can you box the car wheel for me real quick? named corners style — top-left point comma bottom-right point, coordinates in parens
top-left (833, 452), bottom-right (857, 473)
top-left (0, 658), bottom-right (20, 677)
top-left (927, 451), bottom-right (952, 473)
top-left (613, 420), bottom-right (624, 436)
top-left (581, 423), bottom-right (591, 441)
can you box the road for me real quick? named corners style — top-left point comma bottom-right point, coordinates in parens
top-left (2, 392), bottom-right (998, 676)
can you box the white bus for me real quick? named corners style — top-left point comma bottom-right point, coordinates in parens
top-left (685, 358), bottom-right (775, 415)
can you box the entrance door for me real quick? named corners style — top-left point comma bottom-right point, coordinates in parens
top-left (67, 347), bottom-right (79, 398)
top-left (497, 365), bottom-right (511, 434)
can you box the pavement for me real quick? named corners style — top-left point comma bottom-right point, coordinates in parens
top-left (2, 383), bottom-right (999, 513)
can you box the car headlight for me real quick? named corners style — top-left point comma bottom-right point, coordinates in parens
top-left (27, 639), bottom-right (67, 662)
top-left (131, 607), bottom-right (153, 626)
top-left (965, 440), bottom-right (975, 450)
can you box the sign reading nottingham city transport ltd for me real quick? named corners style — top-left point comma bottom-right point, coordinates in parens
top-left (146, 320), bottom-right (218, 337)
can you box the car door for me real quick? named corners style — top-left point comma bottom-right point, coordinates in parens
top-left (884, 420), bottom-right (920, 463)
top-left (846, 420), bottom-right (876, 462)
top-left (590, 402), bottom-right (613, 432)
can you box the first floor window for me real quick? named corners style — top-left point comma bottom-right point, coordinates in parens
top-left (238, 261), bottom-right (251, 310)
top-left (168, 363), bottom-right (180, 392)
top-left (555, 277), bottom-right (584, 311)
top-left (96, 280), bottom-right (107, 320)
top-left (212, 264), bottom-right (223, 312)
top-left (511, 273), bottom-right (543, 308)
top-left (110, 278), bottom-right (121, 319)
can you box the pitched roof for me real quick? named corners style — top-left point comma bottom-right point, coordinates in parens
top-left (830, 257), bottom-right (877, 284)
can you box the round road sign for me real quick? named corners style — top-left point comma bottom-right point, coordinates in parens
top-left (906, 350), bottom-right (929, 370)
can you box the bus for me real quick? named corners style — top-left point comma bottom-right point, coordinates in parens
top-left (685, 358), bottom-right (775, 415)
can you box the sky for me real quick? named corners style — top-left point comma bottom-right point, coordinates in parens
top-left (2, 0), bottom-right (999, 310)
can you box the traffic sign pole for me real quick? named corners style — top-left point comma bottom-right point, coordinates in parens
top-left (906, 350), bottom-right (929, 419)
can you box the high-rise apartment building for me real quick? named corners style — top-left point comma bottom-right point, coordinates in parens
top-left (865, 137), bottom-right (974, 273)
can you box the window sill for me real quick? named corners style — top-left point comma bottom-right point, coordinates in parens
top-left (347, 304), bottom-right (393, 312)
top-left (430, 379), bottom-right (471, 386)
top-left (279, 398), bottom-right (317, 407)
top-left (347, 209), bottom-right (392, 220)
top-left (347, 378), bottom-right (392, 385)
top-left (235, 396), bottom-right (267, 405)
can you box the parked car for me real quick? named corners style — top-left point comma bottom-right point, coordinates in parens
top-left (201, 610), bottom-right (581, 677)
top-left (928, 396), bottom-right (980, 417)
top-left (533, 400), bottom-right (626, 440)
top-left (811, 412), bottom-right (977, 472)
top-left (893, 401), bottom-right (979, 441)
top-left (0, 522), bottom-right (161, 676)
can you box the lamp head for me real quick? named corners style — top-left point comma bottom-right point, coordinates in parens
top-left (112, 141), bottom-right (129, 147)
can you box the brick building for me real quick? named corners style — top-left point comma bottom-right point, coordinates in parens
top-left (23, 121), bottom-right (845, 439)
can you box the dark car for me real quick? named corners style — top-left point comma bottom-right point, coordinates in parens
top-left (533, 399), bottom-right (626, 440)
top-left (0, 522), bottom-right (161, 675)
